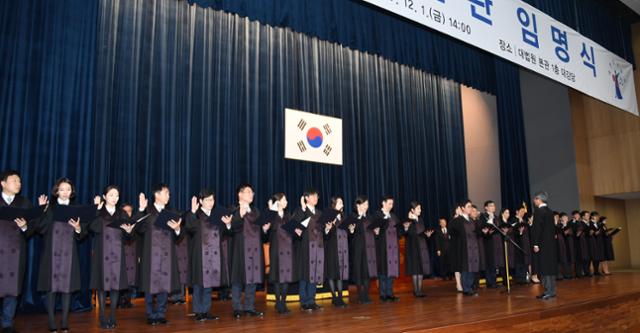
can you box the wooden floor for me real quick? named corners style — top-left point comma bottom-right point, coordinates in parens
top-left (15, 272), bottom-right (640, 332)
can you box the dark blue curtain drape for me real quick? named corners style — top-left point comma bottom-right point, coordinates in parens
top-left (0, 0), bottom-right (98, 312)
top-left (1, 0), bottom-right (468, 313)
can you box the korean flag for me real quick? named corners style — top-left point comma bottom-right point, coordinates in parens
top-left (284, 108), bottom-right (343, 166)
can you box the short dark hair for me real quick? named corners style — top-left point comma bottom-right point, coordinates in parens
top-left (51, 177), bottom-right (76, 200)
top-left (484, 200), bottom-right (495, 208)
top-left (580, 210), bottom-right (589, 218)
top-left (380, 195), bottom-right (394, 206)
top-left (409, 201), bottom-right (421, 211)
top-left (270, 192), bottom-right (285, 203)
top-left (330, 196), bottom-right (343, 211)
top-left (198, 188), bottom-right (216, 201)
top-left (0, 170), bottom-right (20, 182)
top-left (152, 183), bottom-right (169, 194)
top-left (303, 187), bottom-right (318, 197)
top-left (355, 195), bottom-right (368, 206)
top-left (590, 211), bottom-right (599, 217)
top-left (457, 199), bottom-right (472, 209)
top-left (572, 210), bottom-right (580, 216)
top-left (236, 183), bottom-right (253, 194)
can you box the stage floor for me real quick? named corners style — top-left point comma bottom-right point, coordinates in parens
top-left (14, 272), bottom-right (640, 332)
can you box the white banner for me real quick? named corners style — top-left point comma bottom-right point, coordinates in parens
top-left (361, 0), bottom-right (638, 116)
top-left (284, 108), bottom-right (343, 165)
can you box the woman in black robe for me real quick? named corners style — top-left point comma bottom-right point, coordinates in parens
top-left (36, 178), bottom-right (90, 333)
top-left (89, 186), bottom-right (135, 329)
top-left (324, 196), bottom-right (348, 307)
top-left (266, 193), bottom-right (296, 314)
top-left (399, 201), bottom-right (433, 297)
top-left (600, 216), bottom-right (614, 275)
top-left (346, 195), bottom-right (376, 304)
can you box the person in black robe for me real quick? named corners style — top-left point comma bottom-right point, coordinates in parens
top-left (184, 189), bottom-right (230, 321)
top-left (479, 200), bottom-right (502, 288)
top-left (265, 193), bottom-right (297, 314)
top-left (553, 212), bottom-right (570, 280)
top-left (36, 178), bottom-right (90, 332)
top-left (559, 213), bottom-right (575, 279)
top-left (324, 196), bottom-right (348, 307)
top-left (226, 183), bottom-right (269, 318)
top-left (531, 191), bottom-right (557, 299)
top-left (434, 218), bottom-right (452, 280)
top-left (132, 183), bottom-right (184, 326)
top-left (88, 186), bottom-right (135, 329)
top-left (589, 211), bottom-right (604, 276)
top-left (449, 200), bottom-right (482, 296)
top-left (513, 206), bottom-right (531, 284)
top-left (600, 216), bottom-right (615, 275)
top-left (574, 211), bottom-right (592, 277)
top-left (117, 203), bottom-right (137, 308)
top-left (497, 208), bottom-right (516, 284)
top-left (346, 195), bottom-right (376, 304)
top-left (291, 188), bottom-right (327, 311)
top-left (0, 170), bottom-right (47, 332)
top-left (370, 196), bottom-right (401, 302)
top-left (399, 201), bottom-right (433, 298)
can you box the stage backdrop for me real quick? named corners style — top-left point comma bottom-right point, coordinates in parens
top-left (1, 0), bottom-right (468, 312)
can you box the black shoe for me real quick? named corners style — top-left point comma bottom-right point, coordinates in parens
top-left (147, 318), bottom-right (157, 325)
top-left (536, 294), bottom-right (545, 299)
top-left (195, 313), bottom-right (206, 322)
top-left (463, 291), bottom-right (478, 296)
top-left (233, 311), bottom-right (243, 319)
top-left (414, 293), bottom-right (426, 298)
top-left (387, 295), bottom-right (399, 302)
top-left (541, 294), bottom-right (556, 300)
top-left (310, 303), bottom-right (322, 310)
top-left (335, 299), bottom-right (348, 307)
top-left (205, 313), bottom-right (220, 321)
top-left (358, 298), bottom-right (372, 305)
top-left (245, 310), bottom-right (264, 317)
top-left (99, 319), bottom-right (110, 329)
top-left (301, 304), bottom-right (312, 311)
top-left (48, 329), bottom-right (57, 333)
top-left (156, 318), bottom-right (168, 325)
top-left (60, 328), bottom-right (69, 333)
top-left (379, 296), bottom-right (389, 302)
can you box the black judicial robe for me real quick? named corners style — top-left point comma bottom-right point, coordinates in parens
top-left (88, 208), bottom-right (130, 291)
top-left (591, 222), bottom-right (605, 262)
top-left (291, 207), bottom-right (325, 284)
top-left (267, 213), bottom-right (295, 284)
top-left (480, 213), bottom-right (504, 269)
top-left (498, 218), bottom-right (516, 268)
top-left (573, 220), bottom-right (591, 262)
top-left (348, 214), bottom-right (377, 282)
top-left (36, 202), bottom-right (90, 293)
top-left (371, 211), bottom-right (400, 278)
top-left (449, 216), bottom-right (481, 273)
top-left (561, 224), bottom-right (576, 264)
top-left (227, 206), bottom-right (266, 285)
top-left (0, 196), bottom-right (40, 297)
top-left (514, 220), bottom-right (532, 267)
top-left (175, 228), bottom-right (189, 286)
top-left (324, 212), bottom-right (349, 281)
top-left (133, 206), bottom-right (182, 294)
top-left (602, 224), bottom-right (615, 261)
top-left (122, 230), bottom-right (138, 287)
top-left (400, 218), bottom-right (431, 276)
top-left (531, 206), bottom-right (557, 276)
top-left (555, 224), bottom-right (569, 264)
top-left (184, 209), bottom-right (228, 289)
top-left (434, 227), bottom-right (451, 274)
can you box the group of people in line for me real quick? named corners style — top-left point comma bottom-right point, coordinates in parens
top-left (0, 169), bottom-right (619, 333)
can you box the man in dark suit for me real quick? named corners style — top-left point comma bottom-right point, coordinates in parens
top-left (531, 191), bottom-right (557, 300)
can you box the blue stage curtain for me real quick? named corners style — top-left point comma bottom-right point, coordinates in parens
top-left (0, 0), bottom-right (98, 312)
top-left (494, 60), bottom-right (531, 210)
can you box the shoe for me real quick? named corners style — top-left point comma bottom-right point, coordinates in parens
top-left (301, 304), bottom-right (312, 311)
top-left (463, 291), bottom-right (478, 296)
top-left (387, 295), bottom-right (399, 302)
top-left (541, 294), bottom-right (556, 300)
top-left (60, 328), bottom-right (69, 333)
top-left (310, 303), bottom-right (322, 310)
top-left (108, 320), bottom-right (117, 329)
top-left (205, 313), bottom-right (220, 321)
top-left (358, 299), bottom-right (372, 305)
top-left (414, 293), bottom-right (426, 298)
top-left (195, 313), bottom-right (205, 322)
top-left (99, 320), bottom-right (110, 329)
top-left (233, 311), bottom-right (243, 319)
top-left (379, 296), bottom-right (389, 302)
top-left (156, 318), bottom-right (168, 325)
top-left (147, 318), bottom-right (157, 325)
top-left (245, 310), bottom-right (264, 317)
top-left (536, 294), bottom-right (545, 299)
